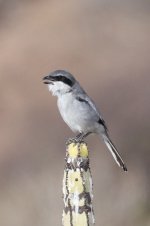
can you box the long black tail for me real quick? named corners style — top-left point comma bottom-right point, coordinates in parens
top-left (102, 134), bottom-right (127, 172)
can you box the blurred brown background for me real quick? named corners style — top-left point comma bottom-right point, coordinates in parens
top-left (0, 0), bottom-right (150, 225)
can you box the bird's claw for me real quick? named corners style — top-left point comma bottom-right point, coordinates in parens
top-left (66, 137), bottom-right (84, 145)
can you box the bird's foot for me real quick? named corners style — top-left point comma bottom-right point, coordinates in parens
top-left (66, 137), bottom-right (84, 145)
top-left (66, 133), bottom-right (85, 145)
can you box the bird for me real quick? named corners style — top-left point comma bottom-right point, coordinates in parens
top-left (43, 70), bottom-right (127, 171)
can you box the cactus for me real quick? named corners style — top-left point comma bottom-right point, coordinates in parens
top-left (62, 142), bottom-right (95, 226)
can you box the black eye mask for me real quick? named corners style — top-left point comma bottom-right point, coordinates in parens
top-left (50, 75), bottom-right (74, 87)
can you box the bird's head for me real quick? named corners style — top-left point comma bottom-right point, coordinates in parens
top-left (43, 70), bottom-right (76, 96)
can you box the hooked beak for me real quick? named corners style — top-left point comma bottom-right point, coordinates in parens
top-left (43, 75), bottom-right (54, 84)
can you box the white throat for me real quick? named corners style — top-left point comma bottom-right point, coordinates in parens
top-left (48, 82), bottom-right (72, 96)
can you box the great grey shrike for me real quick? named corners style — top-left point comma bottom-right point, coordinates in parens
top-left (43, 70), bottom-right (127, 171)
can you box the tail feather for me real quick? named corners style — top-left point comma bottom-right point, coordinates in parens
top-left (103, 135), bottom-right (127, 172)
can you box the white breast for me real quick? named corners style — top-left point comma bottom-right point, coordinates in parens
top-left (57, 93), bottom-right (99, 134)
top-left (57, 93), bottom-right (81, 132)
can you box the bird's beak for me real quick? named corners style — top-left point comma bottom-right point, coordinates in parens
top-left (43, 75), bottom-right (54, 84)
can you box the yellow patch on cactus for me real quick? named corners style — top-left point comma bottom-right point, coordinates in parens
top-left (67, 143), bottom-right (78, 157)
top-left (62, 211), bottom-right (71, 226)
top-left (62, 211), bottom-right (88, 226)
top-left (68, 170), bottom-right (84, 193)
top-left (72, 211), bottom-right (88, 226)
top-left (68, 143), bottom-right (88, 158)
top-left (80, 143), bottom-right (88, 157)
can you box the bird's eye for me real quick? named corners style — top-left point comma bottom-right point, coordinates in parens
top-left (56, 75), bottom-right (73, 87)
top-left (57, 75), bottom-right (63, 81)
